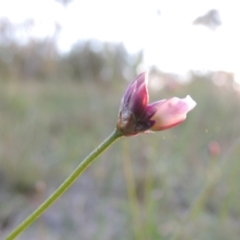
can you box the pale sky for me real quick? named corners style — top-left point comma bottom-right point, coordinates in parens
top-left (1, 0), bottom-right (240, 78)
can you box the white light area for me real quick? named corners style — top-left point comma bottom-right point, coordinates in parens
top-left (142, 0), bottom-right (240, 75)
top-left (0, 0), bottom-right (64, 23)
top-left (58, 0), bottom-right (161, 52)
top-left (0, 0), bottom-right (240, 79)
top-left (0, 0), bottom-right (64, 39)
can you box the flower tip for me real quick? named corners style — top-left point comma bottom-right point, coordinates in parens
top-left (184, 95), bottom-right (197, 111)
top-left (136, 71), bottom-right (148, 85)
top-left (144, 71), bottom-right (149, 83)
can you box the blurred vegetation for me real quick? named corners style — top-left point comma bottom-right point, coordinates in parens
top-left (0, 17), bottom-right (142, 82)
top-left (1, 73), bottom-right (240, 240)
top-left (1, 16), bottom-right (240, 240)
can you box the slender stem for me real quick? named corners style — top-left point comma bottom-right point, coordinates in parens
top-left (122, 140), bottom-right (144, 240)
top-left (6, 129), bottom-right (123, 240)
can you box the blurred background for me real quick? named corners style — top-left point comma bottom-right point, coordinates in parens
top-left (0, 0), bottom-right (240, 239)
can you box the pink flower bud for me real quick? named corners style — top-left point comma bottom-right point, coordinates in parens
top-left (116, 72), bottom-right (196, 136)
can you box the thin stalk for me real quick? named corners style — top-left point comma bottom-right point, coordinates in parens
top-left (122, 140), bottom-right (144, 240)
top-left (6, 129), bottom-right (123, 240)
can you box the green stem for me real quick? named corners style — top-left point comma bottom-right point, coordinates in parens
top-left (6, 129), bottom-right (123, 240)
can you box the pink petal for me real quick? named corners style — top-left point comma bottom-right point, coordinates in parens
top-left (119, 72), bottom-right (149, 117)
top-left (149, 95), bottom-right (196, 131)
top-left (117, 72), bottom-right (151, 136)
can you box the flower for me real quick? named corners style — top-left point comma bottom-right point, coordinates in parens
top-left (116, 72), bottom-right (196, 136)
top-left (208, 141), bottom-right (221, 157)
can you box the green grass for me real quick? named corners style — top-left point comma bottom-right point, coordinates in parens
top-left (1, 77), bottom-right (240, 240)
